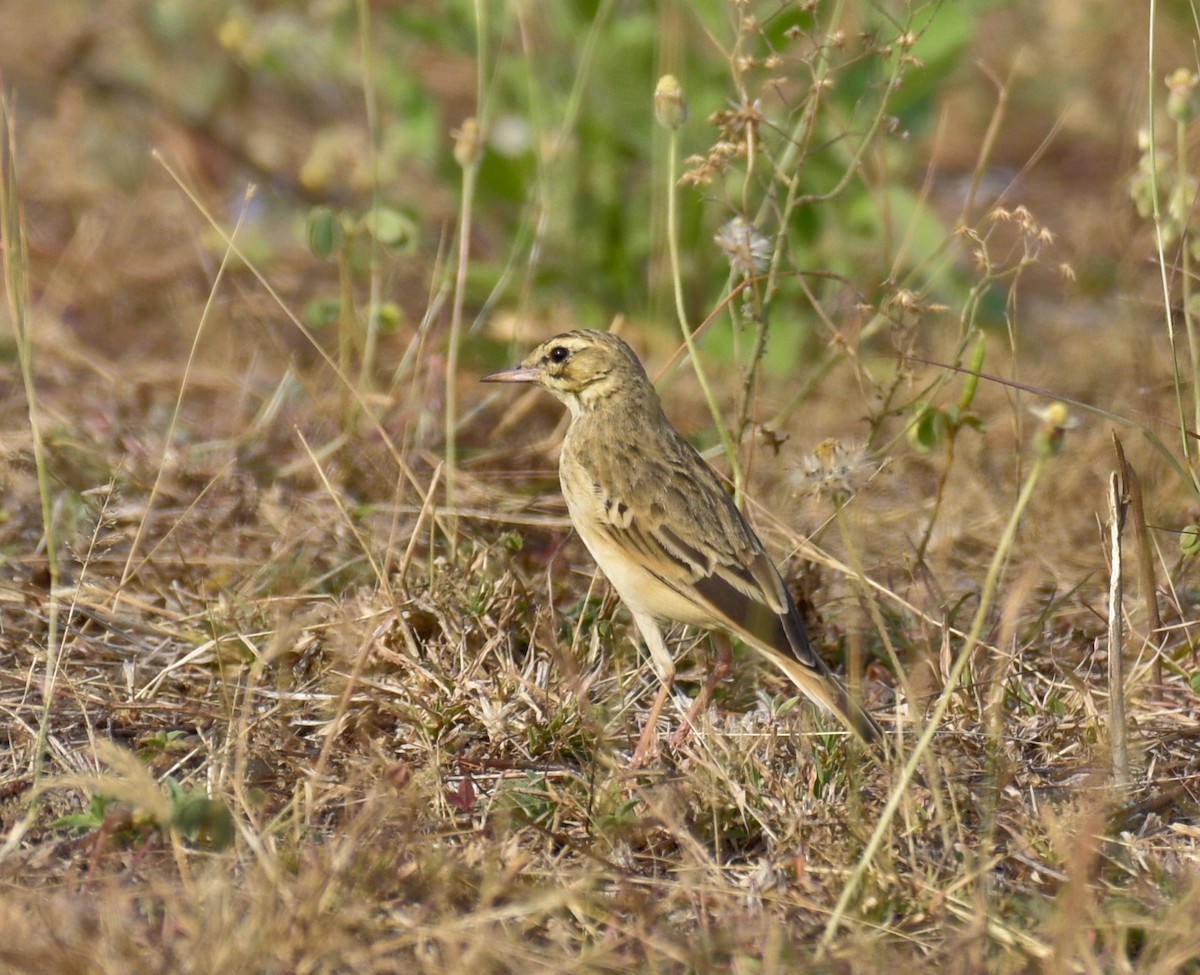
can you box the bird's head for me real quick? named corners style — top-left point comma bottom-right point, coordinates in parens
top-left (481, 330), bottom-right (649, 416)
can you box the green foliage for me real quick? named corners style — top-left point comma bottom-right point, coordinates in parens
top-left (908, 400), bottom-right (984, 452)
top-left (1182, 523), bottom-right (1200, 556)
top-left (558, 595), bottom-right (614, 645)
top-left (52, 792), bottom-right (118, 836)
top-left (52, 773), bottom-right (234, 852)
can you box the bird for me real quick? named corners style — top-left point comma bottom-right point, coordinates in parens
top-left (482, 329), bottom-right (882, 763)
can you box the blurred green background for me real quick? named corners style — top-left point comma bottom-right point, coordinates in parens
top-left (1, 0), bottom-right (1185, 374)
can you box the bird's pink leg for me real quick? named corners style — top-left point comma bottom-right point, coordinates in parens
top-left (669, 634), bottom-right (733, 751)
top-left (631, 677), bottom-right (672, 768)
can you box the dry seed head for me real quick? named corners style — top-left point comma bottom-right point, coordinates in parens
top-left (715, 216), bottom-right (771, 277)
top-left (793, 439), bottom-right (874, 503)
top-left (654, 75), bottom-right (688, 130)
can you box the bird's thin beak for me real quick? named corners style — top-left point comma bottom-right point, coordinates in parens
top-left (481, 365), bottom-right (540, 383)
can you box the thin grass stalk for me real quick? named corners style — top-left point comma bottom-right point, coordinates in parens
top-left (117, 191), bottom-right (250, 600)
top-left (1175, 108), bottom-right (1200, 442)
top-left (444, 0), bottom-right (490, 520)
top-left (831, 499), bottom-right (910, 739)
top-left (819, 431), bottom-right (1056, 954)
top-left (1114, 433), bottom-right (1164, 685)
top-left (915, 335), bottom-right (986, 565)
top-left (1, 98), bottom-right (60, 786)
top-left (355, 0), bottom-right (383, 392)
top-left (445, 121), bottom-right (481, 519)
top-left (1127, 465), bottom-right (1164, 684)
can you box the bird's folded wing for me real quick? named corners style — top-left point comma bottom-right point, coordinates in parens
top-left (597, 487), bottom-right (882, 743)
top-left (602, 509), bottom-right (830, 678)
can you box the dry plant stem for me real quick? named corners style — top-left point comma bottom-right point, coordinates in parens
top-left (116, 192), bottom-right (250, 602)
top-left (445, 157), bottom-right (479, 518)
top-left (960, 65), bottom-right (1011, 223)
top-left (390, 462), bottom-right (444, 588)
top-left (664, 125), bottom-right (743, 501)
top-left (312, 623), bottom-right (382, 788)
top-left (739, 1), bottom-right (908, 437)
top-left (298, 430), bottom-right (393, 605)
top-left (916, 433), bottom-right (957, 568)
top-left (1127, 467), bottom-right (1164, 685)
top-left (916, 336), bottom-right (985, 565)
top-left (819, 449), bottom-right (1050, 954)
top-left (1, 99), bottom-right (60, 786)
top-left (1108, 472), bottom-right (1130, 789)
top-left (832, 500), bottom-right (910, 735)
top-left (1113, 434), bottom-right (1164, 685)
top-left (734, 307), bottom-right (769, 452)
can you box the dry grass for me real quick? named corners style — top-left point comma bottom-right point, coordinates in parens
top-left (2, 1), bottom-right (1200, 973)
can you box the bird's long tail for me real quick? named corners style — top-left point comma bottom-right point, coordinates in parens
top-left (765, 649), bottom-right (884, 745)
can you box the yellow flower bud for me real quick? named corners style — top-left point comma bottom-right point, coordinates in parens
top-left (1166, 68), bottom-right (1199, 125)
top-left (452, 118), bottom-right (483, 169)
top-left (654, 75), bottom-right (688, 130)
top-left (1030, 402), bottom-right (1078, 458)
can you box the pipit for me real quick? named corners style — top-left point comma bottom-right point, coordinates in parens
top-left (483, 329), bottom-right (882, 763)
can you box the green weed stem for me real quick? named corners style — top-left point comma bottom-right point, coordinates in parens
top-left (1175, 115), bottom-right (1199, 442)
top-left (1147, 2), bottom-right (1194, 474)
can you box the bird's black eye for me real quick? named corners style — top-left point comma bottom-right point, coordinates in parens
top-left (548, 346), bottom-right (570, 364)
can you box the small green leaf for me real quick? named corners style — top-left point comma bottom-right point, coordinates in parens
top-left (373, 301), bottom-right (402, 334)
top-left (306, 205), bottom-right (344, 259)
top-left (304, 297), bottom-right (341, 329)
top-left (173, 794), bottom-right (236, 851)
top-left (1181, 523), bottom-right (1200, 557)
top-left (908, 403), bottom-right (947, 451)
top-left (51, 793), bottom-right (115, 834)
top-left (363, 205), bottom-right (417, 253)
